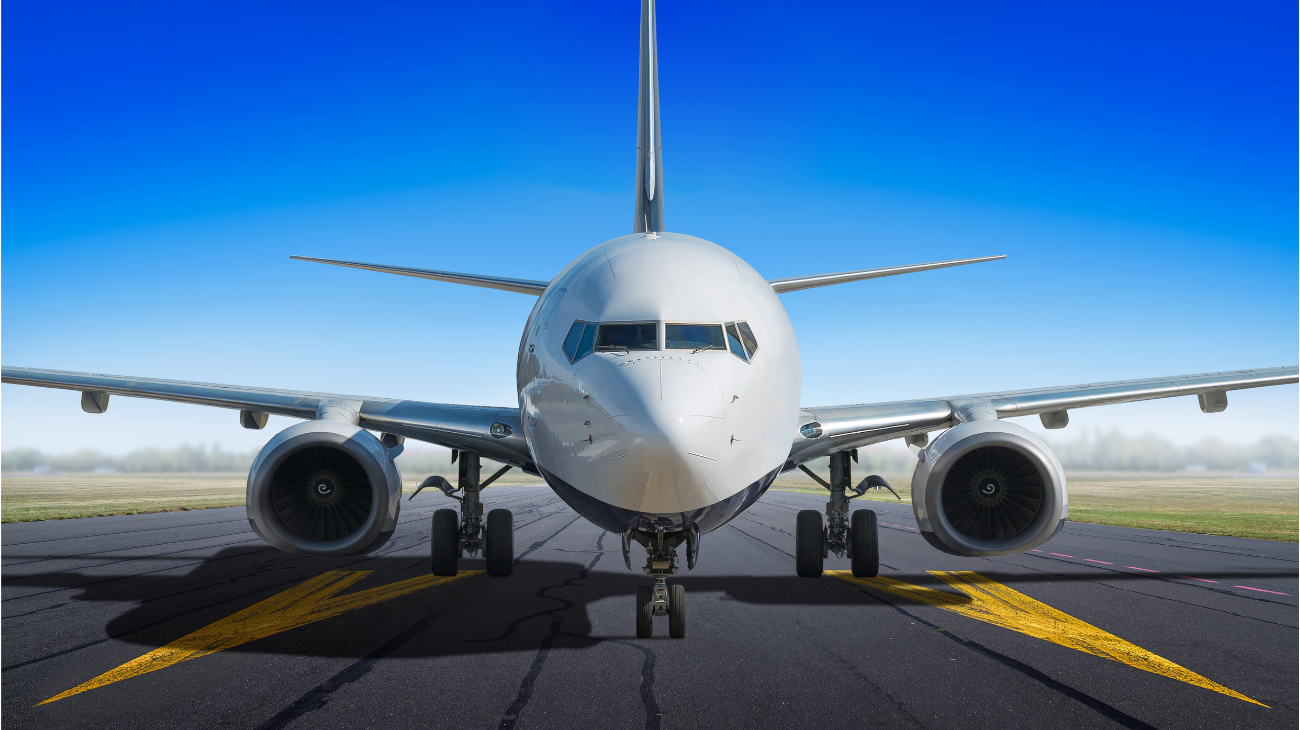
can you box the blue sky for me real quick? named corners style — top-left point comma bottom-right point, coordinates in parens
top-left (4, 0), bottom-right (1296, 453)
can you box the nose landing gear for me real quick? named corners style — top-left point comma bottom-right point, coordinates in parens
top-left (629, 526), bottom-right (691, 639)
top-left (423, 451), bottom-right (515, 577)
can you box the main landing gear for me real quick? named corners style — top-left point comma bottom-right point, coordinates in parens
top-left (627, 524), bottom-right (697, 639)
top-left (795, 450), bottom-right (889, 578)
top-left (420, 451), bottom-right (515, 577)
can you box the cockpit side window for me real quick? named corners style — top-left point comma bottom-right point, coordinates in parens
top-left (596, 322), bottom-right (657, 352)
top-left (735, 321), bottom-right (759, 356)
top-left (724, 323), bottom-right (749, 362)
top-left (563, 321), bottom-right (598, 363)
top-left (666, 324), bottom-right (725, 351)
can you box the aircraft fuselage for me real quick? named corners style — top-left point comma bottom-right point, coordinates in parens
top-left (517, 232), bottom-right (801, 534)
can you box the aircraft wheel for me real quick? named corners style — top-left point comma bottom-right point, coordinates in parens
top-left (636, 585), bottom-right (654, 638)
top-left (431, 508), bottom-right (460, 576)
top-left (485, 509), bottom-right (514, 577)
top-left (796, 510), bottom-right (824, 577)
top-left (668, 584), bottom-right (686, 639)
top-left (850, 509), bottom-right (879, 578)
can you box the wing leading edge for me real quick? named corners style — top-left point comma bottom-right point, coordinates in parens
top-left (290, 256), bottom-right (550, 296)
top-left (0, 366), bottom-right (532, 468)
top-left (767, 255), bottom-right (1005, 293)
top-left (788, 366), bottom-right (1299, 466)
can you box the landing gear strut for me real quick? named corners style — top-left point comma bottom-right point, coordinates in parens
top-left (425, 451), bottom-right (515, 577)
top-left (796, 450), bottom-right (883, 578)
top-left (629, 525), bottom-right (692, 639)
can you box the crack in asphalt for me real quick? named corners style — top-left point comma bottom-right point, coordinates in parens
top-left (1, 602), bottom-right (70, 620)
top-left (252, 603), bottom-right (457, 730)
top-left (245, 501), bottom-right (575, 730)
top-left (496, 532), bottom-right (660, 730)
top-left (728, 523), bottom-right (795, 559)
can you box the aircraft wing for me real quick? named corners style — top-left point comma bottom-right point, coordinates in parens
top-left (788, 366), bottom-right (1299, 466)
top-left (0, 366), bottom-right (532, 468)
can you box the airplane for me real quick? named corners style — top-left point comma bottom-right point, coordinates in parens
top-left (3, 0), bottom-right (1295, 641)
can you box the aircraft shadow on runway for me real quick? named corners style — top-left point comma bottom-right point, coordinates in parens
top-left (3, 546), bottom-right (1295, 663)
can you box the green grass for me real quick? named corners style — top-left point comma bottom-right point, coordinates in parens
top-left (1, 474), bottom-right (250, 523)
top-left (0, 472), bottom-right (546, 523)
top-left (1063, 476), bottom-right (1298, 542)
top-left (769, 472), bottom-right (1297, 542)
top-left (3, 472), bottom-right (1296, 542)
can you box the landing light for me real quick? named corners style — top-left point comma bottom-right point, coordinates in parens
top-left (490, 422), bottom-right (513, 438)
top-left (800, 422), bottom-right (823, 439)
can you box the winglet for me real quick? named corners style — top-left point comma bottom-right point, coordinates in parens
top-left (633, 0), bottom-right (665, 234)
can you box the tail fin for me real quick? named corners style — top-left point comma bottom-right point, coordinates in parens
top-left (633, 0), bottom-right (664, 234)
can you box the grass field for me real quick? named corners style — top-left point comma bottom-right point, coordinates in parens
top-left (771, 472), bottom-right (1298, 542)
top-left (3, 472), bottom-right (1296, 542)
top-left (0, 471), bottom-right (544, 524)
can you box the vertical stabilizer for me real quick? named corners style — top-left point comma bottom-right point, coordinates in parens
top-left (634, 0), bottom-right (665, 233)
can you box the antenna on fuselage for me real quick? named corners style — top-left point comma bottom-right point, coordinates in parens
top-left (633, 0), bottom-right (664, 234)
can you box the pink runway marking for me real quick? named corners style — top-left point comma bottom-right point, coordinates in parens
top-left (1127, 567), bottom-right (1160, 573)
top-left (1050, 553), bottom-right (1074, 558)
top-left (1235, 586), bottom-right (1290, 596)
top-left (1177, 575), bottom-right (1218, 583)
top-left (1031, 549), bottom-right (1043, 553)
top-left (1084, 559), bottom-right (1114, 564)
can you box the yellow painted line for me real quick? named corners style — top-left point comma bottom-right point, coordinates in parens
top-left (829, 570), bottom-right (1265, 707)
top-left (39, 569), bottom-right (481, 705)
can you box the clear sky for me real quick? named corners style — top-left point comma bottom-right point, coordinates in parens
top-left (3, 1), bottom-right (1296, 454)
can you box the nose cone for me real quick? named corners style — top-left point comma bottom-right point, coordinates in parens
top-left (588, 357), bottom-right (728, 513)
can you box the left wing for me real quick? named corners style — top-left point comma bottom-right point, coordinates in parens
top-left (290, 256), bottom-right (550, 295)
top-left (789, 366), bottom-right (1299, 466)
top-left (1, 367), bottom-right (532, 468)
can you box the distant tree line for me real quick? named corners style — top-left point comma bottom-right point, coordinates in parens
top-left (1045, 430), bottom-right (1298, 472)
top-left (2, 431), bottom-right (1296, 474)
top-left (2, 444), bottom-right (257, 473)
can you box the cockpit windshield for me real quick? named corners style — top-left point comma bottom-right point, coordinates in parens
top-left (596, 322), bottom-right (657, 352)
top-left (563, 319), bottom-right (756, 363)
top-left (666, 324), bottom-right (725, 351)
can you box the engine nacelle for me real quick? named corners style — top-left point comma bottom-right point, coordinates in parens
top-left (912, 419), bottom-right (1067, 557)
top-left (246, 420), bottom-right (402, 556)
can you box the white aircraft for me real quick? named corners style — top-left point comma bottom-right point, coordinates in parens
top-left (4, 0), bottom-right (1295, 640)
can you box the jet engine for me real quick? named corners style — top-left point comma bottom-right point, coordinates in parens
top-left (246, 420), bottom-right (402, 556)
top-left (911, 419), bottom-right (1067, 557)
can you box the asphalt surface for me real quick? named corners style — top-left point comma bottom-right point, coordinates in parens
top-left (3, 484), bottom-right (1296, 729)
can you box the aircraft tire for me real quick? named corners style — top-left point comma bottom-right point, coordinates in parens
top-left (636, 585), bottom-right (654, 638)
top-left (796, 510), bottom-right (824, 577)
top-left (431, 509), bottom-right (460, 576)
top-left (485, 509), bottom-right (514, 577)
top-left (850, 509), bottom-right (879, 578)
top-left (668, 584), bottom-right (686, 639)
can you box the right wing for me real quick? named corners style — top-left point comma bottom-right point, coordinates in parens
top-left (767, 255), bottom-right (1005, 293)
top-left (1, 366), bottom-right (532, 468)
top-left (789, 366), bottom-right (1299, 466)
top-left (290, 256), bottom-right (550, 296)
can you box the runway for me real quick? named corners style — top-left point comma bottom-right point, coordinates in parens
top-left (3, 484), bottom-right (1296, 729)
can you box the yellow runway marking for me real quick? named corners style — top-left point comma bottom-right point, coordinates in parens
top-left (39, 569), bottom-right (480, 705)
top-left (830, 570), bottom-right (1265, 707)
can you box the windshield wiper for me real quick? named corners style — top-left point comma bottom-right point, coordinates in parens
top-left (691, 345), bottom-right (716, 353)
top-left (596, 345), bottom-right (631, 353)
